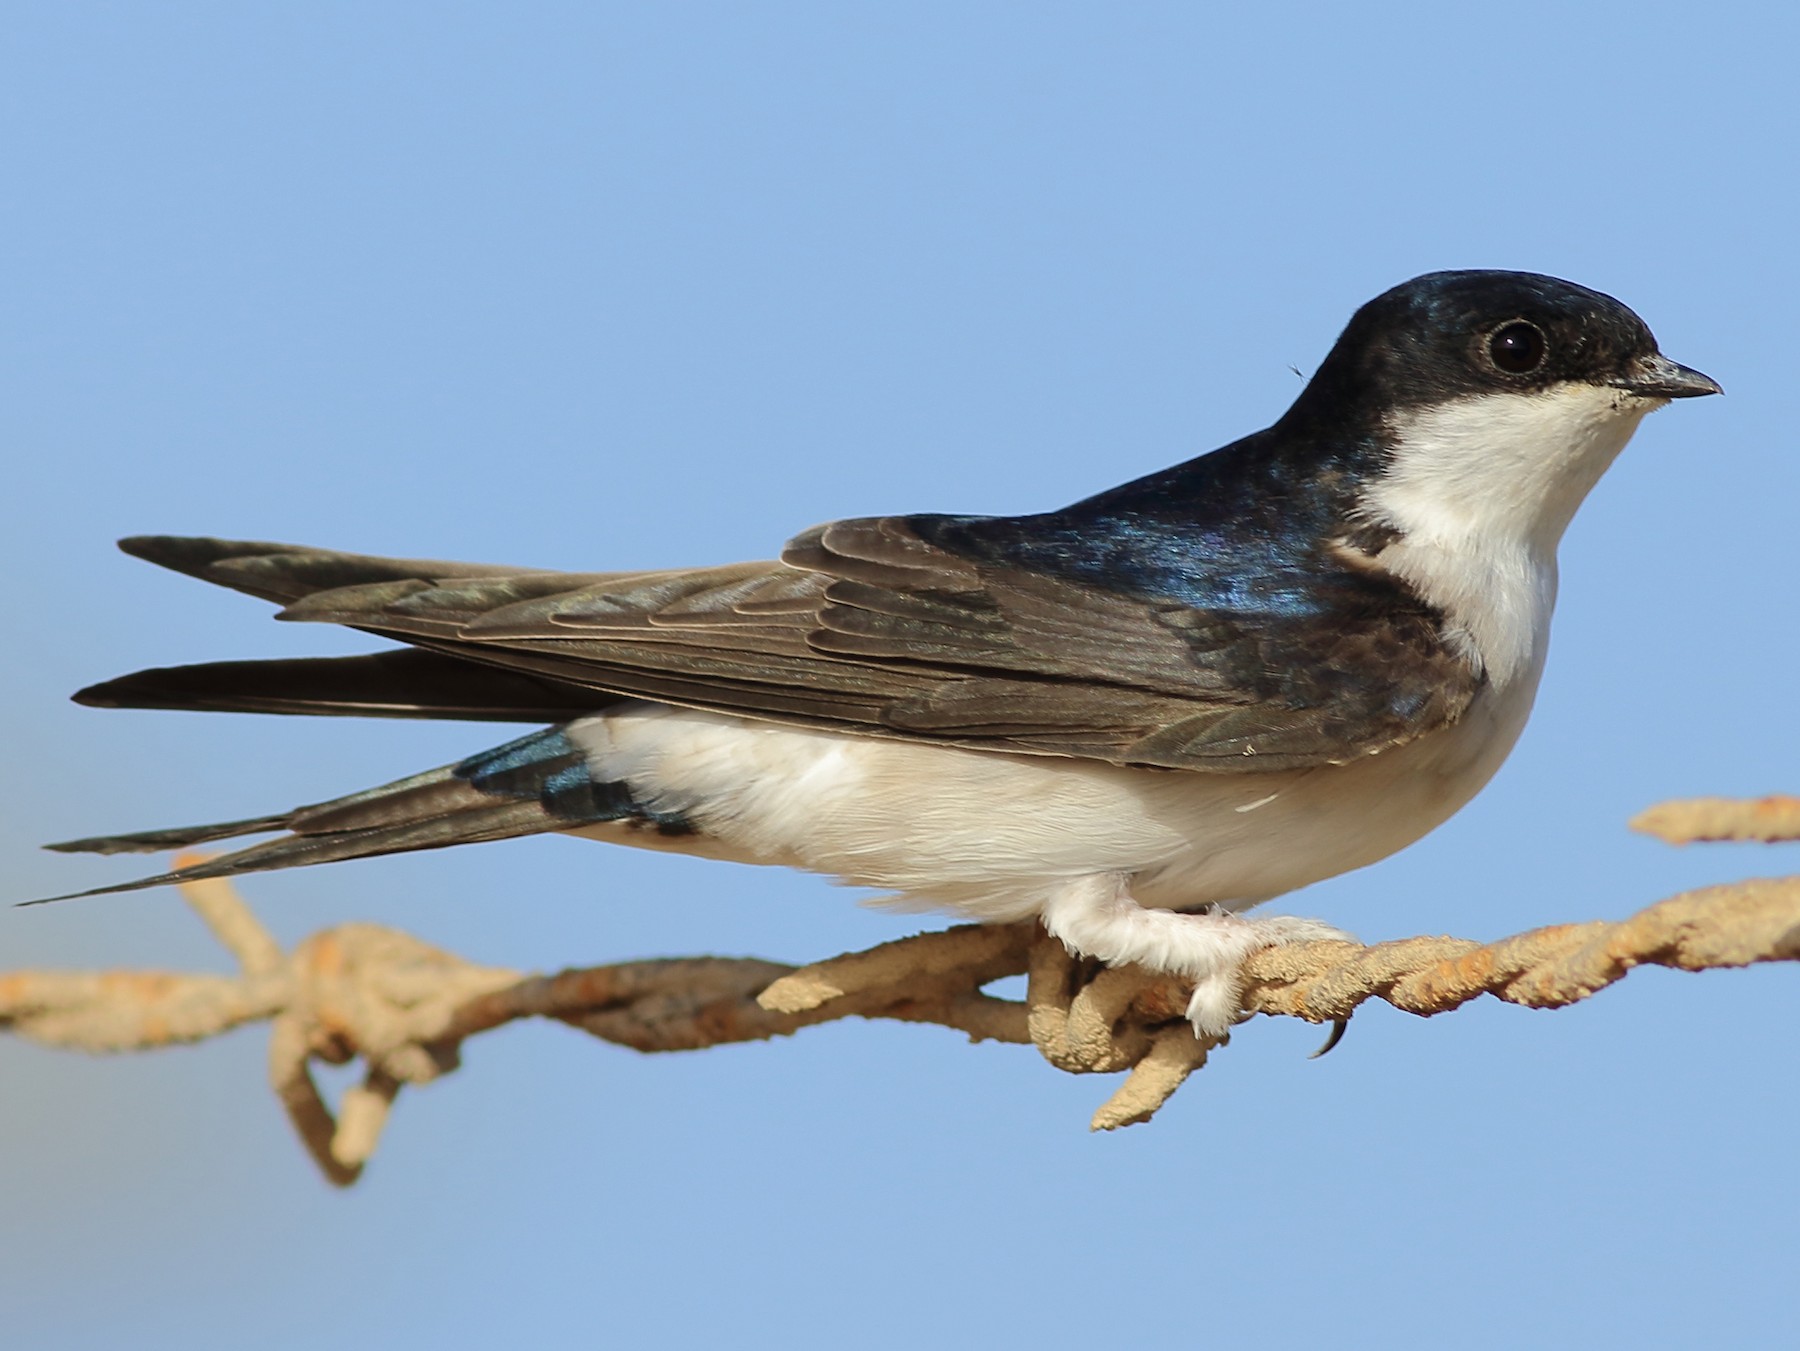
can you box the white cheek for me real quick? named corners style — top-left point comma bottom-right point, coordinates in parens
top-left (1357, 384), bottom-right (1650, 687)
top-left (1372, 383), bottom-right (1647, 550)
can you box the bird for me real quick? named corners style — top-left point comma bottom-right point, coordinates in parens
top-left (43, 270), bottom-right (1721, 1039)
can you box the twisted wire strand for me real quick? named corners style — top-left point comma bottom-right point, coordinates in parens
top-left (5, 807), bottom-right (1795, 1181)
top-left (1630, 795), bottom-right (1800, 845)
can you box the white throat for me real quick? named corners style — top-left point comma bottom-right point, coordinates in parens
top-left (1358, 383), bottom-right (1657, 687)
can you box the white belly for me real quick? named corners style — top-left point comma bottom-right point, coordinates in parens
top-left (566, 658), bottom-right (1541, 923)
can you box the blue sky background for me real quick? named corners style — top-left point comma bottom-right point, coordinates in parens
top-left (3, 5), bottom-right (1795, 1347)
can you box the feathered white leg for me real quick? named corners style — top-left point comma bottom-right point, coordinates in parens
top-left (1040, 874), bottom-right (1354, 1039)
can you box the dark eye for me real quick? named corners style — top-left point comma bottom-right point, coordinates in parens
top-left (1487, 321), bottom-right (1547, 375)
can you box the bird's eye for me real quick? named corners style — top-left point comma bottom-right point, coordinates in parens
top-left (1487, 321), bottom-right (1548, 375)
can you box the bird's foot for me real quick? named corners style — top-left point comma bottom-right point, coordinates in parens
top-left (1178, 912), bottom-right (1353, 1039)
top-left (1040, 876), bottom-right (1354, 1040)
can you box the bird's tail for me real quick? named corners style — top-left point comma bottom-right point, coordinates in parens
top-left (35, 724), bottom-right (665, 901)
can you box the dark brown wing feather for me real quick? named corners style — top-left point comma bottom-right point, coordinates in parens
top-left (102, 525), bottom-right (1479, 772)
top-left (75, 648), bottom-right (614, 722)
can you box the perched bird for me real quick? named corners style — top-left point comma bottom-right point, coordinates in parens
top-left (46, 270), bottom-right (1719, 1037)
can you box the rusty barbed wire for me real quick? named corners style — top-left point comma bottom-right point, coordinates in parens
top-left (5, 805), bottom-right (1796, 1184)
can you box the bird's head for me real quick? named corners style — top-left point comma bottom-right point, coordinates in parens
top-left (1289, 269), bottom-right (1720, 557)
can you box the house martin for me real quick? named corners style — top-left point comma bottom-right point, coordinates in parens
top-left (45, 270), bottom-right (1721, 1037)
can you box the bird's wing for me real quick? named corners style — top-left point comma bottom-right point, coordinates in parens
top-left (84, 523), bottom-right (1479, 774)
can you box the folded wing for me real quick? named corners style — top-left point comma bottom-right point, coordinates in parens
top-left (83, 520), bottom-right (1479, 774)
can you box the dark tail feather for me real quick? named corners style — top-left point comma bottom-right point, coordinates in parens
top-left (35, 741), bottom-right (561, 900)
top-left (45, 815), bottom-right (292, 857)
top-left (31, 798), bottom-right (552, 903)
top-left (74, 648), bottom-right (609, 723)
top-left (42, 759), bottom-right (468, 861)
top-left (33, 726), bottom-right (659, 903)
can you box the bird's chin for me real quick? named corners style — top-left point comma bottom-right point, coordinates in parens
top-left (1615, 390), bottom-right (1672, 415)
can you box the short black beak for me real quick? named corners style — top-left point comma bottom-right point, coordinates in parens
top-left (1612, 353), bottom-right (1723, 399)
